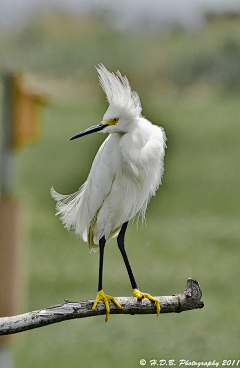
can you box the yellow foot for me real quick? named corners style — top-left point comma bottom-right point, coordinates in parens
top-left (92, 290), bottom-right (121, 322)
top-left (133, 288), bottom-right (160, 315)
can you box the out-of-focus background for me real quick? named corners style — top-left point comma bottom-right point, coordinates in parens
top-left (0, 0), bottom-right (240, 367)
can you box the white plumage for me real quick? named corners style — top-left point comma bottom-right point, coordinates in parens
top-left (51, 64), bottom-right (166, 252)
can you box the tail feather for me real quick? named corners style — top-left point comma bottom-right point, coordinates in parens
top-left (50, 184), bottom-right (88, 235)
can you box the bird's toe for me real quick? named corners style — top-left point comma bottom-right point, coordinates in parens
top-left (92, 290), bottom-right (121, 322)
top-left (133, 288), bottom-right (161, 315)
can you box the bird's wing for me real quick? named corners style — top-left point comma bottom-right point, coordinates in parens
top-left (86, 134), bottom-right (116, 220)
top-left (51, 134), bottom-right (118, 251)
top-left (84, 134), bottom-right (123, 250)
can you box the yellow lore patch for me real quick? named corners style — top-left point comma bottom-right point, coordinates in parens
top-left (104, 118), bottom-right (119, 126)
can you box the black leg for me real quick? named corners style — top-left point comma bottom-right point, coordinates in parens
top-left (92, 234), bottom-right (122, 321)
top-left (117, 222), bottom-right (138, 290)
top-left (98, 235), bottom-right (106, 291)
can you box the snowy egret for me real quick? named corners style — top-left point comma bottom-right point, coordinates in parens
top-left (51, 64), bottom-right (166, 321)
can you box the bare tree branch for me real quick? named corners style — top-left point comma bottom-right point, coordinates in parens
top-left (0, 278), bottom-right (204, 335)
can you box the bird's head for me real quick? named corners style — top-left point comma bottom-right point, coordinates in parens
top-left (69, 64), bottom-right (142, 141)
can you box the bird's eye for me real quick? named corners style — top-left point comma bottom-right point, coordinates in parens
top-left (113, 118), bottom-right (118, 123)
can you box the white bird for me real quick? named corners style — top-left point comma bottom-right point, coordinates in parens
top-left (51, 64), bottom-right (166, 321)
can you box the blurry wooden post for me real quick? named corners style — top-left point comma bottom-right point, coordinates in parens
top-left (0, 71), bottom-right (46, 365)
top-left (0, 73), bottom-right (13, 195)
top-left (0, 198), bottom-right (21, 338)
top-left (0, 73), bottom-right (18, 368)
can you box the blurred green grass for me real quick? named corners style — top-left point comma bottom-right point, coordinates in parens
top-left (0, 10), bottom-right (240, 368)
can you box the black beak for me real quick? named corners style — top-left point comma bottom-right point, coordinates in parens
top-left (68, 122), bottom-right (108, 141)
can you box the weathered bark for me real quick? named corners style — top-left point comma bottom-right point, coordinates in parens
top-left (0, 278), bottom-right (204, 335)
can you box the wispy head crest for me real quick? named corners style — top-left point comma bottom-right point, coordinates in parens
top-left (96, 64), bottom-right (142, 118)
